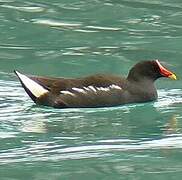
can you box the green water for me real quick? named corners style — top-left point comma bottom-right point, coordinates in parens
top-left (1, 0), bottom-right (182, 179)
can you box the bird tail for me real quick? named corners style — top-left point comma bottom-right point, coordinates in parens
top-left (14, 70), bottom-right (49, 103)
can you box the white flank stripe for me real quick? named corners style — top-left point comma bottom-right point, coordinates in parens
top-left (16, 71), bottom-right (49, 98)
top-left (60, 90), bottom-right (76, 96)
top-left (83, 87), bottom-right (90, 91)
top-left (72, 87), bottom-right (86, 93)
top-left (60, 84), bottom-right (122, 96)
top-left (88, 86), bottom-right (97, 92)
top-left (96, 87), bottom-right (110, 91)
top-left (110, 84), bottom-right (122, 90)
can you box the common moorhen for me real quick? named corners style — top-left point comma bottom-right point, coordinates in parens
top-left (14, 60), bottom-right (177, 108)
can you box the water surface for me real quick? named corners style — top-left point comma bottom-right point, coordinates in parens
top-left (1, 0), bottom-right (182, 179)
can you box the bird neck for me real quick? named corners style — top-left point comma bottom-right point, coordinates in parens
top-left (126, 79), bottom-right (158, 102)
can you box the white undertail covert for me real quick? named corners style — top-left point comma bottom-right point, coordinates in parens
top-left (15, 71), bottom-right (49, 98)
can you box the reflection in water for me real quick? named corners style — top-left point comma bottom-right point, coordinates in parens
top-left (20, 117), bottom-right (47, 133)
top-left (164, 114), bottom-right (180, 135)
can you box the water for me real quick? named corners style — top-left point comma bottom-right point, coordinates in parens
top-left (1, 0), bottom-right (182, 179)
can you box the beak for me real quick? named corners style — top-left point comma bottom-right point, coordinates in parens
top-left (156, 60), bottom-right (177, 80)
top-left (168, 73), bottom-right (177, 80)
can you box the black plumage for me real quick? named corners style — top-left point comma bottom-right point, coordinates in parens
top-left (14, 60), bottom-right (176, 108)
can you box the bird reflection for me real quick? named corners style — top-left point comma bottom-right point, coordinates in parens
top-left (164, 114), bottom-right (180, 135)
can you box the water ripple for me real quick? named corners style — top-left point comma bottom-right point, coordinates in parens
top-left (0, 78), bottom-right (182, 165)
top-left (0, 0), bottom-right (182, 177)
top-left (1, 135), bottom-right (182, 164)
top-left (155, 89), bottom-right (182, 110)
top-left (32, 19), bottom-right (82, 28)
top-left (1, 4), bottom-right (45, 12)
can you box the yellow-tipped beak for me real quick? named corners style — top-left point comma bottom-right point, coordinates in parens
top-left (168, 73), bottom-right (177, 80)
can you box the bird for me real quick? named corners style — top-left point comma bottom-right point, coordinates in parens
top-left (14, 60), bottom-right (177, 108)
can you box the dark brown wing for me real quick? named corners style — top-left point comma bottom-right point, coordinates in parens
top-left (30, 75), bottom-right (81, 93)
top-left (29, 74), bottom-right (125, 93)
